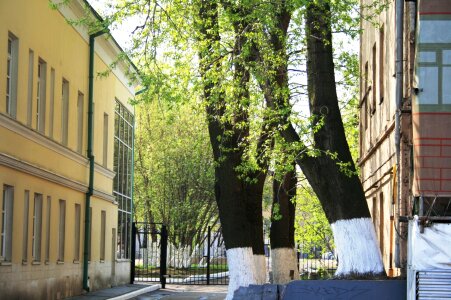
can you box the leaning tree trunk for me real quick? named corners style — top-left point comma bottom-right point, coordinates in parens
top-left (270, 169), bottom-right (297, 284)
top-left (257, 1), bottom-right (384, 278)
top-left (299, 2), bottom-right (384, 277)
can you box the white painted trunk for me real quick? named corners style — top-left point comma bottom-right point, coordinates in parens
top-left (226, 247), bottom-right (257, 300)
top-left (331, 217), bottom-right (384, 276)
top-left (253, 254), bottom-right (267, 284)
top-left (271, 247), bottom-right (298, 284)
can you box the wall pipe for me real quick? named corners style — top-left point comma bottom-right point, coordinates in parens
top-left (394, 0), bottom-right (404, 268)
top-left (83, 29), bottom-right (108, 292)
top-left (128, 87), bottom-right (146, 284)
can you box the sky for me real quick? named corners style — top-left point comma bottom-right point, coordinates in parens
top-left (87, 0), bottom-right (358, 119)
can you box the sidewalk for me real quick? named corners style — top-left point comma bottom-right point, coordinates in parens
top-left (67, 284), bottom-right (161, 300)
top-left (128, 285), bottom-right (228, 300)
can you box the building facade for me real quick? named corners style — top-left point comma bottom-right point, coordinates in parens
top-left (0, 0), bottom-right (138, 298)
top-left (360, 0), bottom-right (451, 276)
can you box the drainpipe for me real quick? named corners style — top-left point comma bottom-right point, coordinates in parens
top-left (83, 29), bottom-right (108, 292)
top-left (394, 0), bottom-right (404, 268)
top-left (129, 87), bottom-right (146, 284)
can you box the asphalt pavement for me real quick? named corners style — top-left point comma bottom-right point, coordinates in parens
top-left (129, 285), bottom-right (227, 300)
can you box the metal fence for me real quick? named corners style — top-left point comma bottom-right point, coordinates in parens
top-left (131, 222), bottom-right (340, 286)
top-left (132, 223), bottom-right (228, 286)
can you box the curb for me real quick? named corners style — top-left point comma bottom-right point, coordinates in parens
top-left (108, 284), bottom-right (161, 300)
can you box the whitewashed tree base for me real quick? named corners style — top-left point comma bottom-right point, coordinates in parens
top-left (271, 247), bottom-right (298, 284)
top-left (331, 217), bottom-right (384, 276)
top-left (226, 247), bottom-right (258, 300)
top-left (254, 254), bottom-right (266, 284)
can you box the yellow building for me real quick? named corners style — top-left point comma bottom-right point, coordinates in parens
top-left (0, 0), bottom-right (139, 298)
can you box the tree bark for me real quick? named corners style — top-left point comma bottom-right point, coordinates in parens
top-left (270, 169), bottom-right (297, 284)
top-left (198, 1), bottom-right (267, 296)
top-left (257, 1), bottom-right (385, 277)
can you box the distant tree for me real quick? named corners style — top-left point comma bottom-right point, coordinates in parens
top-left (134, 101), bottom-right (218, 247)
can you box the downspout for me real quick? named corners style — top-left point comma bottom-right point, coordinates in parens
top-left (129, 87), bottom-right (146, 284)
top-left (83, 29), bottom-right (108, 292)
top-left (394, 0), bottom-right (404, 268)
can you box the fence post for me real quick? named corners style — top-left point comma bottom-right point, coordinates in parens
top-left (207, 226), bottom-right (211, 285)
top-left (130, 222), bottom-right (136, 284)
top-left (160, 225), bottom-right (168, 289)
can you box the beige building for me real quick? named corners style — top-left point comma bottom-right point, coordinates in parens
top-left (360, 0), bottom-right (451, 276)
top-left (0, 0), bottom-right (138, 298)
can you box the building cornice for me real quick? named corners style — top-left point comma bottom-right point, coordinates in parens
top-left (0, 113), bottom-right (88, 166)
top-left (0, 152), bottom-right (116, 203)
top-left (94, 189), bottom-right (116, 203)
top-left (0, 152), bottom-right (86, 192)
top-left (56, 0), bottom-right (139, 95)
top-left (95, 163), bottom-right (116, 179)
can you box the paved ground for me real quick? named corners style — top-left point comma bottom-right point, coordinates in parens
top-left (130, 285), bottom-right (227, 300)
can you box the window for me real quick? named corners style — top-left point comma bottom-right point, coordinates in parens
top-left (49, 68), bottom-right (55, 138)
top-left (32, 193), bottom-right (43, 262)
top-left (360, 62), bottom-right (369, 156)
top-left (372, 196), bottom-right (377, 227)
top-left (23, 191), bottom-right (29, 262)
top-left (417, 48), bottom-right (451, 109)
top-left (36, 59), bottom-right (47, 133)
top-left (61, 79), bottom-right (69, 146)
top-left (58, 200), bottom-right (66, 262)
top-left (74, 204), bottom-right (81, 261)
top-left (27, 50), bottom-right (34, 126)
top-left (364, 62), bottom-right (369, 130)
top-left (77, 92), bottom-right (84, 154)
top-left (371, 43), bottom-right (377, 113)
top-left (103, 113), bottom-right (108, 167)
top-left (6, 33), bottom-right (18, 118)
top-left (1, 185), bottom-right (14, 262)
top-left (379, 25), bottom-right (385, 104)
top-left (379, 192), bottom-right (384, 253)
top-left (45, 196), bottom-right (51, 263)
top-left (114, 100), bottom-right (134, 259)
top-left (100, 210), bottom-right (106, 261)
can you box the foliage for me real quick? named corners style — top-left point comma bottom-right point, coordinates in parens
top-left (86, 0), bottom-right (371, 263)
top-left (134, 100), bottom-right (218, 247)
top-left (295, 181), bottom-right (334, 255)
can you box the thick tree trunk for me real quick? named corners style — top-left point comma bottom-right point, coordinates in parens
top-left (270, 170), bottom-right (297, 284)
top-left (301, 2), bottom-right (384, 277)
top-left (257, 1), bottom-right (384, 277)
top-left (198, 1), bottom-right (267, 297)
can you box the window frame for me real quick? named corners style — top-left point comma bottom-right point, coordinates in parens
top-left (6, 33), bottom-right (19, 118)
top-left (1, 185), bottom-right (14, 262)
top-left (32, 193), bottom-right (43, 262)
top-left (58, 199), bottom-right (66, 262)
top-left (36, 59), bottom-right (47, 133)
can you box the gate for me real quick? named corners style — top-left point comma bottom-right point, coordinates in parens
top-left (131, 223), bottom-right (228, 286)
top-left (131, 222), bottom-right (168, 287)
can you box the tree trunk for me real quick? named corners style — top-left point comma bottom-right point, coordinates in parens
top-left (198, 1), bottom-right (267, 297)
top-left (246, 173), bottom-right (266, 284)
top-left (300, 2), bottom-right (384, 277)
top-left (270, 170), bottom-right (297, 284)
top-left (257, 1), bottom-right (384, 277)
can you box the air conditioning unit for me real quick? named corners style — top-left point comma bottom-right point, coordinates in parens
top-left (407, 217), bottom-right (451, 299)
